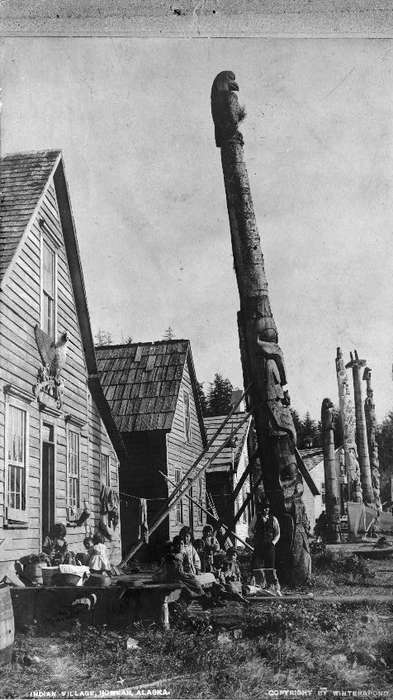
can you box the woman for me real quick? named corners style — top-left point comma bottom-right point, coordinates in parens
top-left (199, 525), bottom-right (221, 572)
top-left (179, 526), bottom-right (201, 574)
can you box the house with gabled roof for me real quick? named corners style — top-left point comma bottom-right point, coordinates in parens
top-left (300, 446), bottom-right (345, 531)
top-left (0, 149), bottom-right (125, 575)
top-left (95, 340), bottom-right (208, 556)
top-left (204, 412), bottom-right (254, 543)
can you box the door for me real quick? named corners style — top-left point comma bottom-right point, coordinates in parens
top-left (42, 422), bottom-right (55, 542)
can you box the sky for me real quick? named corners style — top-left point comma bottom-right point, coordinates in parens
top-left (1, 37), bottom-right (393, 422)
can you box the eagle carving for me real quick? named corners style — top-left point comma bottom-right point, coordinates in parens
top-left (211, 71), bottom-right (246, 148)
top-left (34, 325), bottom-right (68, 407)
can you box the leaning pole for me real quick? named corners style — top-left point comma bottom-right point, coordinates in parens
top-left (363, 367), bottom-right (382, 514)
top-left (211, 71), bottom-right (311, 584)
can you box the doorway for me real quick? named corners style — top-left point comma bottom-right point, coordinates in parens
top-left (42, 422), bottom-right (55, 542)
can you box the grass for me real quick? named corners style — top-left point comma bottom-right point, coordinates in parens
top-left (1, 552), bottom-right (393, 699)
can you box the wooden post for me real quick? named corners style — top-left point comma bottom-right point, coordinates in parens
top-left (346, 351), bottom-right (374, 504)
top-left (335, 347), bottom-right (362, 504)
top-left (363, 367), bottom-right (382, 514)
top-left (211, 71), bottom-right (311, 584)
top-left (321, 398), bottom-right (341, 543)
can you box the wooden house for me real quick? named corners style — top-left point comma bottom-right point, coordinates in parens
top-left (0, 150), bottom-right (125, 576)
top-left (204, 413), bottom-right (253, 543)
top-left (300, 446), bottom-right (345, 531)
top-left (95, 340), bottom-right (208, 557)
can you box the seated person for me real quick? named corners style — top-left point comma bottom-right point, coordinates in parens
top-left (75, 536), bottom-right (94, 566)
top-left (179, 526), bottom-right (201, 574)
top-left (42, 523), bottom-right (73, 565)
top-left (158, 535), bottom-right (205, 600)
top-left (199, 525), bottom-right (221, 572)
top-left (214, 549), bottom-right (248, 604)
top-left (88, 533), bottom-right (111, 572)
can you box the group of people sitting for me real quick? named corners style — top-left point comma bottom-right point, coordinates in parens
top-left (155, 524), bottom-right (247, 606)
top-left (41, 523), bottom-right (111, 572)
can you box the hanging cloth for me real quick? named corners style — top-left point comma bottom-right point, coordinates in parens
top-left (139, 498), bottom-right (149, 543)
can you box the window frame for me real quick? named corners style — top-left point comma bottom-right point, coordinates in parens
top-left (174, 468), bottom-right (183, 524)
top-left (183, 390), bottom-right (192, 444)
top-left (4, 393), bottom-right (30, 525)
top-left (67, 427), bottom-right (81, 509)
top-left (40, 235), bottom-right (57, 339)
top-left (100, 452), bottom-right (111, 488)
top-left (198, 478), bottom-right (203, 525)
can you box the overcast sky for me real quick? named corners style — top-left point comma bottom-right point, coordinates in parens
top-left (2, 38), bottom-right (393, 422)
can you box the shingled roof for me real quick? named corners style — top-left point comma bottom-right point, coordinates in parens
top-left (96, 340), bottom-right (207, 440)
top-left (0, 148), bottom-right (127, 464)
top-left (0, 150), bottom-right (61, 283)
top-left (204, 413), bottom-right (252, 473)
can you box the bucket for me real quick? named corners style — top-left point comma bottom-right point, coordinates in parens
top-left (42, 566), bottom-right (59, 586)
top-left (23, 562), bottom-right (43, 585)
top-left (0, 586), bottom-right (15, 665)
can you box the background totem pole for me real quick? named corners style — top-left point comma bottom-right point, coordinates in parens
top-left (363, 367), bottom-right (382, 513)
top-left (321, 398), bottom-right (341, 542)
top-left (211, 71), bottom-right (311, 584)
top-left (335, 347), bottom-right (362, 503)
top-left (346, 351), bottom-right (374, 504)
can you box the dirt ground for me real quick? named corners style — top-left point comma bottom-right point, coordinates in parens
top-left (1, 552), bottom-right (393, 700)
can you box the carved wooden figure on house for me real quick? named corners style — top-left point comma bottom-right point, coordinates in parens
top-left (211, 71), bottom-right (311, 584)
top-left (33, 325), bottom-right (68, 408)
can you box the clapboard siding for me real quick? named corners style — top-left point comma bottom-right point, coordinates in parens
top-left (166, 359), bottom-right (206, 540)
top-left (0, 175), bottom-right (122, 572)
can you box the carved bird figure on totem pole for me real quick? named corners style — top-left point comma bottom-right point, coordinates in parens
top-left (211, 70), bottom-right (246, 147)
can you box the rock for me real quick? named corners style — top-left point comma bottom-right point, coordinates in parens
top-left (126, 637), bottom-right (139, 650)
top-left (331, 654), bottom-right (347, 665)
top-left (217, 632), bottom-right (232, 645)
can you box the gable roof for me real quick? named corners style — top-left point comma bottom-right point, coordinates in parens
top-left (204, 412), bottom-right (252, 473)
top-left (299, 445), bottom-right (343, 472)
top-left (0, 150), bottom-right (61, 284)
top-left (96, 340), bottom-right (207, 443)
top-left (0, 149), bottom-right (127, 463)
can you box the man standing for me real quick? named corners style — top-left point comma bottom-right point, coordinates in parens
top-left (250, 498), bottom-right (281, 594)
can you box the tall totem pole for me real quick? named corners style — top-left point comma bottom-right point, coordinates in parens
top-left (335, 348), bottom-right (362, 503)
top-left (211, 71), bottom-right (311, 584)
top-left (321, 398), bottom-right (341, 542)
top-left (363, 367), bottom-right (382, 513)
top-left (346, 351), bottom-right (374, 504)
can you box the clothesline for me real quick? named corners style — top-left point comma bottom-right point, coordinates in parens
top-left (119, 491), bottom-right (167, 502)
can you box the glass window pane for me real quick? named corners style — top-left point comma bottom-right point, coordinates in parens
top-left (43, 242), bottom-right (54, 295)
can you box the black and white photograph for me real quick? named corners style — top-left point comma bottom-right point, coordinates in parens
top-left (0, 2), bottom-right (393, 699)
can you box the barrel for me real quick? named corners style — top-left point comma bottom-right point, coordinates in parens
top-left (0, 586), bottom-right (15, 665)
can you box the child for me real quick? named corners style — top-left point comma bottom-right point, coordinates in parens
top-left (42, 523), bottom-right (70, 565)
top-left (222, 547), bottom-right (248, 604)
top-left (179, 526), bottom-right (201, 575)
top-left (88, 533), bottom-right (111, 572)
top-left (199, 525), bottom-right (221, 572)
top-left (76, 536), bottom-right (94, 566)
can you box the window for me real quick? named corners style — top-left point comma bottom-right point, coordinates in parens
top-left (175, 468), bottom-right (183, 524)
top-left (321, 482), bottom-right (326, 505)
top-left (198, 478), bottom-right (203, 525)
top-left (7, 405), bottom-right (27, 519)
top-left (183, 390), bottom-right (192, 443)
top-left (67, 430), bottom-right (80, 508)
top-left (100, 453), bottom-right (110, 487)
top-left (42, 240), bottom-right (56, 338)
